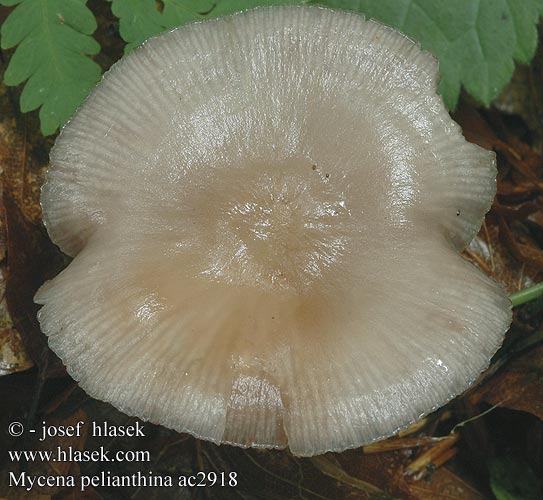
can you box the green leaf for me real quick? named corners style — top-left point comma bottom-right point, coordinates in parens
top-left (0, 0), bottom-right (101, 135)
top-left (110, 0), bottom-right (166, 52)
top-left (161, 0), bottom-right (215, 27)
top-left (506, 0), bottom-right (543, 63)
top-left (309, 0), bottom-right (543, 109)
top-left (488, 456), bottom-right (541, 500)
top-left (111, 0), bottom-right (298, 53)
top-left (210, 0), bottom-right (298, 18)
top-left (110, 0), bottom-right (543, 109)
top-left (110, 0), bottom-right (215, 52)
top-left (3, 0), bottom-right (542, 135)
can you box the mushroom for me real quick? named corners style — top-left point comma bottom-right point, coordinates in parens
top-left (35, 5), bottom-right (512, 456)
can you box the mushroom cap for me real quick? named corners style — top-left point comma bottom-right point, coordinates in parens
top-left (36, 5), bottom-right (511, 456)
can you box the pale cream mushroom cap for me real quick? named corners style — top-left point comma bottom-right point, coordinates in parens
top-left (36, 5), bottom-right (512, 456)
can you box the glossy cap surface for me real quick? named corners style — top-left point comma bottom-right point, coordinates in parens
top-left (37, 5), bottom-right (511, 456)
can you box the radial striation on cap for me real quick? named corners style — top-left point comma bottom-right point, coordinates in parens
top-left (36, 5), bottom-right (512, 456)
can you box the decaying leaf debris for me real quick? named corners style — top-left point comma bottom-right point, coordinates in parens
top-left (0, 3), bottom-right (542, 499)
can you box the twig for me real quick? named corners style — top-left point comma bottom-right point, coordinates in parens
top-left (404, 433), bottom-right (459, 477)
top-left (363, 436), bottom-right (448, 454)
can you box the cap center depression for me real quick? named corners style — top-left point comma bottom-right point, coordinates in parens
top-left (185, 158), bottom-right (353, 292)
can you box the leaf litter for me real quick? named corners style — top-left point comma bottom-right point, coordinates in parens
top-left (0, 3), bottom-right (542, 500)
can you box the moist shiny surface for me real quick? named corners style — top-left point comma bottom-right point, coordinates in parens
top-left (37, 6), bottom-right (511, 456)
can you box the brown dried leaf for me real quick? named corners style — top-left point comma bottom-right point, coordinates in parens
top-left (310, 455), bottom-right (384, 496)
top-left (3, 192), bottom-right (67, 377)
top-left (494, 48), bottom-right (543, 151)
top-left (337, 448), bottom-right (484, 500)
top-left (464, 225), bottom-right (537, 294)
top-left (453, 104), bottom-right (501, 152)
top-left (0, 188), bottom-right (6, 264)
top-left (455, 101), bottom-right (543, 198)
top-left (493, 200), bottom-right (540, 220)
top-left (0, 240), bottom-right (32, 377)
top-left (0, 51), bottom-right (55, 378)
top-left (456, 101), bottom-right (543, 292)
top-left (406, 467), bottom-right (484, 500)
top-left (497, 180), bottom-right (541, 197)
top-left (471, 341), bottom-right (543, 421)
top-left (0, 178), bottom-right (33, 376)
top-left (0, 327), bottom-right (33, 376)
top-left (0, 82), bottom-right (51, 225)
top-left (499, 216), bottom-right (543, 271)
